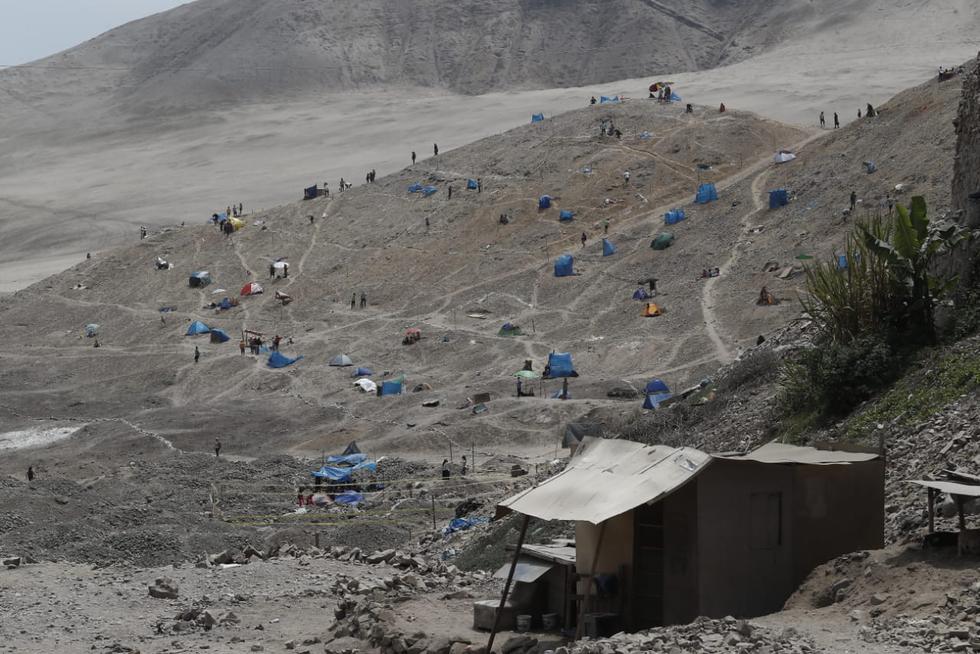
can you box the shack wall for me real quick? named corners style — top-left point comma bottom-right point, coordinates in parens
top-left (661, 479), bottom-right (700, 626)
top-left (696, 461), bottom-right (795, 618)
top-left (576, 511), bottom-right (633, 619)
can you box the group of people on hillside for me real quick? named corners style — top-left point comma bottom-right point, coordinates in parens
top-left (228, 203), bottom-right (244, 217)
top-left (350, 292), bottom-right (367, 309)
top-left (441, 456), bottom-right (467, 478)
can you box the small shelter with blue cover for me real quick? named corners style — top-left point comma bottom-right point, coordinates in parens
top-left (602, 239), bottom-right (616, 256)
top-left (381, 380), bottom-right (403, 396)
top-left (268, 352), bottom-right (303, 368)
top-left (769, 189), bottom-right (789, 209)
top-left (544, 352), bottom-right (578, 379)
top-left (559, 209), bottom-right (575, 221)
top-left (665, 209), bottom-right (686, 225)
top-left (695, 183), bottom-right (718, 204)
top-left (188, 271), bottom-right (212, 288)
top-left (467, 179), bottom-right (479, 190)
top-left (186, 321), bottom-right (210, 336)
top-left (642, 378), bottom-right (673, 409)
top-left (837, 254), bottom-right (849, 270)
top-left (408, 182), bottom-right (423, 193)
top-left (599, 96), bottom-right (620, 104)
top-left (329, 354), bottom-right (353, 367)
top-left (351, 367), bottom-right (373, 378)
top-left (303, 185), bottom-right (318, 200)
top-left (554, 255), bottom-right (574, 277)
top-left (632, 288), bottom-right (650, 300)
top-left (421, 186), bottom-right (438, 197)
top-left (209, 328), bottom-right (230, 343)
top-left (531, 113), bottom-right (545, 123)
top-left (539, 195), bottom-right (552, 210)
top-left (651, 233), bottom-right (675, 251)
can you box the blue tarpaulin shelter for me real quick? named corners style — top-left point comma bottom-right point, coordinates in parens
top-left (695, 183), bottom-right (718, 204)
top-left (554, 255), bottom-right (574, 277)
top-left (545, 352), bottom-right (578, 378)
top-left (599, 96), bottom-right (620, 104)
top-left (645, 379), bottom-right (670, 394)
top-left (304, 185), bottom-right (318, 200)
top-left (837, 254), bottom-right (849, 270)
top-left (531, 113), bottom-right (545, 123)
top-left (268, 352), bottom-right (303, 368)
top-left (311, 461), bottom-right (377, 482)
top-left (326, 453), bottom-right (368, 465)
top-left (443, 516), bottom-right (488, 536)
top-left (559, 209), bottom-right (574, 221)
top-left (335, 490), bottom-right (364, 505)
top-left (670, 92), bottom-right (682, 102)
top-left (421, 186), bottom-right (438, 197)
top-left (381, 380), bottom-right (403, 396)
top-left (769, 189), bottom-right (789, 209)
top-left (408, 182), bottom-right (424, 193)
top-left (602, 239), bottom-right (616, 256)
top-left (209, 328), bottom-right (230, 343)
top-left (539, 195), bottom-right (552, 209)
top-left (467, 179), bottom-right (478, 190)
top-left (632, 288), bottom-right (650, 300)
top-left (217, 297), bottom-right (233, 311)
top-left (643, 392), bottom-right (673, 409)
top-left (665, 209), bottom-right (686, 225)
top-left (351, 367), bottom-right (373, 377)
top-left (186, 321), bottom-right (210, 336)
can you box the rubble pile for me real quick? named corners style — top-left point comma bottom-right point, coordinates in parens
top-left (567, 617), bottom-right (819, 654)
top-left (862, 583), bottom-right (980, 652)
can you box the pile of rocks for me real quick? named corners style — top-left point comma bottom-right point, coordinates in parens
top-left (861, 583), bottom-right (980, 651)
top-left (567, 617), bottom-right (818, 654)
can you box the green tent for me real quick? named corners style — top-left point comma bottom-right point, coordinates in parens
top-left (498, 323), bottom-right (524, 337)
top-left (651, 232), bottom-right (675, 251)
top-left (514, 370), bottom-right (540, 380)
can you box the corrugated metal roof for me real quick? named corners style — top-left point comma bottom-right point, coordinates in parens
top-left (522, 543), bottom-right (576, 565)
top-left (497, 437), bottom-right (711, 525)
top-left (909, 479), bottom-right (980, 497)
top-left (492, 557), bottom-right (555, 583)
top-left (718, 442), bottom-right (880, 465)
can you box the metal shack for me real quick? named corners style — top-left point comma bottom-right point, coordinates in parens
top-left (496, 437), bottom-right (884, 634)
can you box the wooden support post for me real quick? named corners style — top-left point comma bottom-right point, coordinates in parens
top-left (576, 521), bottom-right (607, 640)
top-left (957, 495), bottom-right (967, 531)
top-left (487, 514), bottom-right (530, 654)
top-left (928, 488), bottom-right (936, 534)
top-left (431, 496), bottom-right (437, 531)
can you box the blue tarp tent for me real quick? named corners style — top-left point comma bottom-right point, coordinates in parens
top-left (769, 189), bottom-right (789, 209)
top-left (467, 179), bottom-right (478, 190)
top-left (531, 113), bottom-right (545, 123)
top-left (186, 321), bottom-right (210, 336)
top-left (335, 490), bottom-right (364, 506)
top-left (559, 209), bottom-right (575, 221)
top-left (643, 392), bottom-right (673, 409)
top-left (304, 185), bottom-right (318, 200)
top-left (311, 461), bottom-right (376, 483)
top-left (209, 328), bottom-right (230, 343)
top-left (351, 367), bottom-right (373, 378)
top-left (695, 183), bottom-right (718, 204)
top-left (408, 182), bottom-right (423, 193)
top-left (326, 453), bottom-right (368, 465)
top-left (645, 379), bottom-right (670, 394)
top-left (421, 186), bottom-right (438, 197)
top-left (218, 297), bottom-right (233, 310)
top-left (554, 255), bottom-right (574, 277)
top-left (602, 239), bottom-right (616, 256)
top-left (599, 96), bottom-right (620, 104)
top-left (381, 380), bottom-right (403, 396)
top-left (837, 254), bottom-right (849, 270)
top-left (632, 288), bottom-right (650, 300)
top-left (665, 209), bottom-right (686, 225)
top-left (268, 352), bottom-right (303, 368)
top-left (545, 352), bottom-right (578, 378)
top-left (539, 195), bottom-right (552, 209)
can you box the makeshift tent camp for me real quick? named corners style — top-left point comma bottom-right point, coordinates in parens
top-left (559, 209), bottom-right (574, 221)
top-left (498, 323), bottom-right (524, 337)
top-left (651, 233), bottom-right (675, 250)
top-left (467, 179), bottom-right (479, 190)
top-left (240, 282), bottom-right (264, 296)
top-left (304, 185), bottom-right (318, 200)
top-left (351, 367), bottom-right (373, 378)
top-left (531, 113), bottom-right (545, 123)
top-left (774, 151), bottom-right (797, 164)
top-left (642, 303), bottom-right (663, 317)
top-left (602, 239), bottom-right (616, 256)
top-left (664, 209), bottom-right (686, 225)
top-left (632, 288), bottom-right (650, 300)
top-left (554, 255), bottom-right (574, 277)
top-left (329, 354), bottom-right (353, 367)
top-left (421, 186), bottom-right (438, 197)
top-left (84, 324), bottom-right (99, 337)
top-left (695, 183), bottom-right (718, 204)
top-left (381, 380), bottom-right (403, 396)
top-left (599, 96), bottom-right (620, 104)
top-left (354, 378), bottom-right (378, 393)
top-left (186, 321), bottom-right (210, 336)
top-left (311, 461), bottom-right (376, 483)
top-left (268, 352), bottom-right (302, 368)
top-left (209, 328), bottom-right (230, 343)
top-left (538, 195), bottom-right (552, 209)
top-left (408, 182), bottom-right (424, 193)
top-left (188, 271), bottom-right (212, 288)
top-left (769, 189), bottom-right (789, 209)
top-left (544, 352), bottom-right (578, 378)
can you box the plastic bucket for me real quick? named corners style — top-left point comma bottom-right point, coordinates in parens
top-left (542, 613), bottom-right (559, 631)
top-left (516, 614), bottom-right (532, 633)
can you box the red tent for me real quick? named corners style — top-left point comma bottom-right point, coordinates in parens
top-left (240, 282), bottom-right (264, 296)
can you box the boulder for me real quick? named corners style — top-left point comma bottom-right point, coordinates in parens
top-left (148, 577), bottom-right (179, 600)
top-left (2, 556), bottom-right (21, 568)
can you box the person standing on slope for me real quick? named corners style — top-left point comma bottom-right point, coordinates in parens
top-left (834, 112), bottom-right (840, 129)
top-left (433, 143), bottom-right (439, 156)
top-left (819, 111), bottom-right (826, 128)
top-left (581, 232), bottom-right (587, 248)
top-left (411, 151), bottom-right (416, 165)
top-left (194, 346), bottom-right (200, 363)
top-left (214, 438), bottom-right (221, 458)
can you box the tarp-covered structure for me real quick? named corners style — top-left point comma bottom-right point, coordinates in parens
top-left (602, 239), bottom-right (616, 256)
top-left (186, 320), bottom-right (210, 336)
top-left (774, 151), bottom-right (797, 164)
top-left (664, 209), bottom-right (686, 225)
top-left (354, 378), bottom-right (378, 393)
top-left (695, 183), bottom-right (718, 204)
top-left (538, 195), bottom-right (552, 209)
top-left (268, 352), bottom-right (302, 368)
top-left (554, 254), bottom-right (574, 277)
top-left (189, 271), bottom-right (212, 288)
top-left (544, 352), bottom-right (578, 378)
top-left (329, 354), bottom-right (353, 367)
top-left (210, 328), bottom-right (230, 343)
top-left (84, 323), bottom-right (99, 337)
top-left (498, 323), bottom-right (524, 337)
top-left (240, 282), bottom-right (264, 296)
top-left (651, 233), bottom-right (675, 250)
top-left (769, 189), bottom-right (789, 209)
top-left (632, 288), bottom-right (650, 300)
top-left (531, 113), bottom-right (545, 123)
top-left (467, 179), bottom-right (479, 190)
top-left (352, 367), bottom-right (373, 377)
top-left (381, 380), bottom-right (403, 396)
top-left (304, 185), bottom-right (319, 200)
top-left (559, 209), bottom-right (575, 221)
top-left (642, 378), bottom-right (672, 409)
top-left (599, 96), bottom-right (620, 104)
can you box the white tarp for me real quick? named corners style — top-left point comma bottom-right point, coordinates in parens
top-left (774, 151), bottom-right (797, 164)
top-left (354, 378), bottom-right (377, 393)
top-left (909, 479), bottom-right (980, 498)
top-left (719, 442), bottom-right (880, 465)
top-left (497, 438), bottom-right (711, 525)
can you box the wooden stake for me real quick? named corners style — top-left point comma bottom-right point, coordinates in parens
top-left (487, 514), bottom-right (530, 654)
top-left (431, 496), bottom-right (437, 531)
top-left (928, 488), bottom-right (936, 534)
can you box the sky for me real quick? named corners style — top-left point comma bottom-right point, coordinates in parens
top-left (0, 0), bottom-right (188, 65)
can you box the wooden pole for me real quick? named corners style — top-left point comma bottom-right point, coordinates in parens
top-left (431, 496), bottom-right (437, 531)
top-left (957, 496), bottom-right (967, 531)
top-left (927, 488), bottom-right (936, 534)
top-left (487, 514), bottom-right (530, 654)
top-left (576, 521), bottom-right (608, 640)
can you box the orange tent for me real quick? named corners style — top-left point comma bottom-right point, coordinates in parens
top-left (642, 303), bottom-right (663, 317)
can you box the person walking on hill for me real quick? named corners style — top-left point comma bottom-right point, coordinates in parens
top-left (339, 178), bottom-right (345, 193)
top-left (603, 219), bottom-right (610, 234)
top-left (448, 186), bottom-right (453, 200)
top-left (360, 292), bottom-right (367, 309)
top-left (351, 293), bottom-right (357, 310)
top-left (214, 438), bottom-right (221, 458)
top-left (819, 111), bottom-right (825, 128)
top-left (425, 216), bottom-right (430, 231)
top-left (477, 178), bottom-right (482, 193)
top-left (461, 455), bottom-right (468, 476)
top-left (27, 466), bottom-right (34, 482)
top-left (433, 143), bottom-right (439, 157)
top-left (850, 190), bottom-right (857, 212)
top-left (239, 339), bottom-right (246, 356)
top-left (194, 346), bottom-right (200, 363)
top-left (834, 112), bottom-right (840, 129)
top-left (411, 151), bottom-right (416, 165)
top-left (581, 232), bottom-right (587, 248)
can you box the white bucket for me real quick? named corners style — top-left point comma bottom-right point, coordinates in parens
top-left (516, 614), bottom-right (532, 633)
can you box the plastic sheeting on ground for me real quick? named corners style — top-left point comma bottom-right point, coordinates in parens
top-left (443, 516), bottom-right (488, 536)
top-left (268, 352), bottom-right (303, 368)
top-left (334, 490), bottom-right (364, 506)
top-left (311, 460), bottom-right (377, 482)
top-left (769, 189), bottom-right (789, 209)
top-left (326, 453), bottom-right (368, 465)
top-left (602, 239), bottom-right (616, 256)
top-left (665, 209), bottom-right (686, 225)
top-left (559, 209), bottom-right (574, 221)
top-left (354, 378), bottom-right (378, 393)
